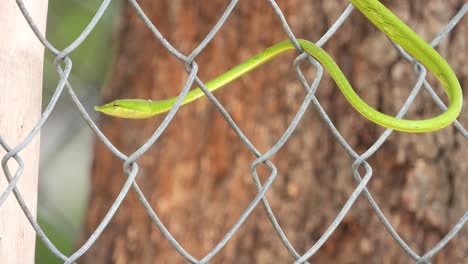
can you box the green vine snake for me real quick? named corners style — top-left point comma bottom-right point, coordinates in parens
top-left (95, 0), bottom-right (463, 133)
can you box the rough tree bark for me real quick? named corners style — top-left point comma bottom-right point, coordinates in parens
top-left (82, 0), bottom-right (467, 263)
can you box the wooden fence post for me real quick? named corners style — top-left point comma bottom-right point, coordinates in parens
top-left (0, 0), bottom-right (48, 263)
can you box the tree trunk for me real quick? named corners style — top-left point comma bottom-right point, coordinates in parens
top-left (82, 0), bottom-right (467, 263)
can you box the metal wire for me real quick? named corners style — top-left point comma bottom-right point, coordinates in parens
top-left (1, 0), bottom-right (467, 263)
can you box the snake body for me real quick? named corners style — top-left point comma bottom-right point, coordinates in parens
top-left (95, 0), bottom-right (463, 132)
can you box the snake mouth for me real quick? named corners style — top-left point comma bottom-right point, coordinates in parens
top-left (94, 101), bottom-right (118, 114)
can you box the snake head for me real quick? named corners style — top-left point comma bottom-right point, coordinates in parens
top-left (94, 99), bottom-right (157, 119)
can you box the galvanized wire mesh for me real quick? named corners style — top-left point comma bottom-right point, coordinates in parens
top-left (1, 0), bottom-right (467, 263)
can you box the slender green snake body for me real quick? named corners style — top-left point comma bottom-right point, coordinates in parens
top-left (95, 0), bottom-right (463, 133)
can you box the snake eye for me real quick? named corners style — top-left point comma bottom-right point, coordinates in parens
top-left (113, 102), bottom-right (119, 107)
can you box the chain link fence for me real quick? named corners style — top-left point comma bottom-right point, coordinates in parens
top-left (1, 0), bottom-right (467, 263)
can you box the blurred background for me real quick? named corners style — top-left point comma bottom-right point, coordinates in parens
top-left (36, 0), bottom-right (120, 263)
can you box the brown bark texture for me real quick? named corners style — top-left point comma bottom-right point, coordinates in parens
top-left (82, 0), bottom-right (467, 263)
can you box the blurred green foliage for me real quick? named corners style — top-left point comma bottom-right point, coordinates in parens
top-left (42, 0), bottom-right (120, 103)
top-left (36, 217), bottom-right (75, 264)
top-left (36, 0), bottom-right (120, 263)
